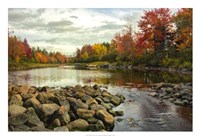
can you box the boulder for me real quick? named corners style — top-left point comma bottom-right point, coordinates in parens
top-left (96, 110), bottom-right (115, 125)
top-left (171, 93), bottom-right (180, 98)
top-left (174, 99), bottom-right (184, 106)
top-left (90, 104), bottom-right (106, 111)
top-left (84, 86), bottom-right (99, 97)
top-left (80, 95), bottom-right (92, 102)
top-left (40, 103), bottom-right (60, 118)
top-left (67, 119), bottom-right (89, 131)
top-left (19, 85), bottom-right (30, 95)
top-left (58, 99), bottom-right (70, 112)
top-left (26, 107), bottom-right (44, 127)
top-left (9, 94), bottom-right (23, 106)
top-left (21, 93), bottom-right (34, 101)
top-left (116, 110), bottom-right (124, 116)
top-left (67, 97), bottom-right (88, 110)
top-left (102, 91), bottom-right (112, 98)
top-left (12, 124), bottom-right (30, 131)
top-left (24, 97), bottom-right (41, 114)
top-left (56, 106), bottom-right (71, 125)
top-left (95, 97), bottom-right (103, 103)
top-left (86, 98), bottom-right (98, 106)
top-left (101, 102), bottom-right (113, 110)
top-left (48, 118), bottom-right (61, 129)
top-left (73, 84), bottom-right (83, 92)
top-left (76, 109), bottom-right (95, 119)
top-left (54, 126), bottom-right (69, 131)
top-left (9, 113), bottom-right (29, 126)
top-left (28, 86), bottom-right (38, 94)
top-left (30, 126), bottom-right (50, 131)
top-left (8, 105), bottom-right (27, 116)
top-left (110, 96), bottom-right (121, 106)
top-left (36, 92), bottom-right (55, 104)
top-left (87, 118), bottom-right (98, 124)
top-left (102, 97), bottom-right (111, 103)
top-left (74, 91), bottom-right (86, 99)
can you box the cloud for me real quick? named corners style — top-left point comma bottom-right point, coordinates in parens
top-left (8, 8), bottom-right (177, 56)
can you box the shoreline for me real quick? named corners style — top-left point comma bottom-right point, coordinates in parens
top-left (8, 62), bottom-right (192, 76)
top-left (8, 63), bottom-right (60, 71)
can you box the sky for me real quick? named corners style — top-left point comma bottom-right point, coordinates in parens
top-left (8, 8), bottom-right (177, 56)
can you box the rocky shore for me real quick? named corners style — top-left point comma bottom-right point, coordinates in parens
top-left (8, 84), bottom-right (125, 131)
top-left (147, 82), bottom-right (192, 106)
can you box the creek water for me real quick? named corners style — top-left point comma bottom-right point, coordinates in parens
top-left (9, 67), bottom-right (192, 131)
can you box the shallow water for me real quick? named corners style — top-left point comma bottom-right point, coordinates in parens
top-left (9, 67), bottom-right (192, 131)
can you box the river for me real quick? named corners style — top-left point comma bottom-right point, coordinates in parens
top-left (8, 67), bottom-right (192, 131)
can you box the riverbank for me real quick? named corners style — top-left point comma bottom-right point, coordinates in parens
top-left (8, 62), bottom-right (60, 71)
top-left (8, 84), bottom-right (125, 131)
top-left (72, 62), bottom-right (192, 74)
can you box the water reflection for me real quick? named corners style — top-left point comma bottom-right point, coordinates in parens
top-left (9, 68), bottom-right (192, 87)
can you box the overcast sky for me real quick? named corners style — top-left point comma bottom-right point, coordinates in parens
top-left (8, 8), bottom-right (177, 56)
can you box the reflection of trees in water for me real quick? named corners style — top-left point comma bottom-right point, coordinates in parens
top-left (9, 68), bottom-right (192, 87)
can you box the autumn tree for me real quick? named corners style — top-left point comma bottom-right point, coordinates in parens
top-left (173, 8), bottom-right (192, 50)
top-left (138, 8), bottom-right (173, 52)
top-left (113, 25), bottom-right (135, 61)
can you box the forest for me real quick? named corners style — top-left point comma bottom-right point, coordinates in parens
top-left (8, 8), bottom-right (192, 70)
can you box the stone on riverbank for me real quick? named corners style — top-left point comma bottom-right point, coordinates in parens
top-left (149, 83), bottom-right (192, 106)
top-left (8, 84), bottom-right (125, 131)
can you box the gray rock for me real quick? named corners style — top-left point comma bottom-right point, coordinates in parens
top-left (9, 113), bottom-right (29, 126)
top-left (108, 110), bottom-right (117, 117)
top-left (48, 118), bottom-right (61, 129)
top-left (56, 106), bottom-right (71, 125)
top-left (81, 95), bottom-right (92, 102)
top-left (95, 97), bottom-right (103, 103)
top-left (9, 105), bottom-right (27, 116)
top-left (73, 84), bottom-right (83, 92)
top-left (117, 118), bottom-right (123, 122)
top-left (182, 100), bottom-right (189, 105)
top-left (110, 96), bottom-right (121, 106)
top-left (95, 120), bottom-right (105, 130)
top-left (165, 87), bottom-right (173, 93)
top-left (116, 110), bottom-right (124, 116)
top-left (13, 124), bottom-right (30, 131)
top-left (26, 107), bottom-right (44, 127)
top-left (84, 86), bottom-right (99, 97)
top-left (87, 118), bottom-right (98, 124)
top-left (24, 97), bottom-right (41, 114)
top-left (102, 97), bottom-right (111, 103)
top-left (171, 93), bottom-right (180, 98)
top-left (54, 126), bottom-right (69, 131)
top-left (101, 102), bottom-right (113, 110)
top-left (76, 108), bottom-right (95, 119)
top-left (174, 99), bottom-right (184, 106)
top-left (58, 99), bottom-right (70, 112)
top-left (67, 97), bottom-right (88, 110)
top-left (30, 126), bottom-right (50, 131)
top-left (96, 110), bottom-right (115, 125)
top-left (40, 103), bottom-right (60, 117)
top-left (67, 119), bottom-right (89, 131)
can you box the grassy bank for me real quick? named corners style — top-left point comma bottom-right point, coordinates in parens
top-left (9, 62), bottom-right (60, 71)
